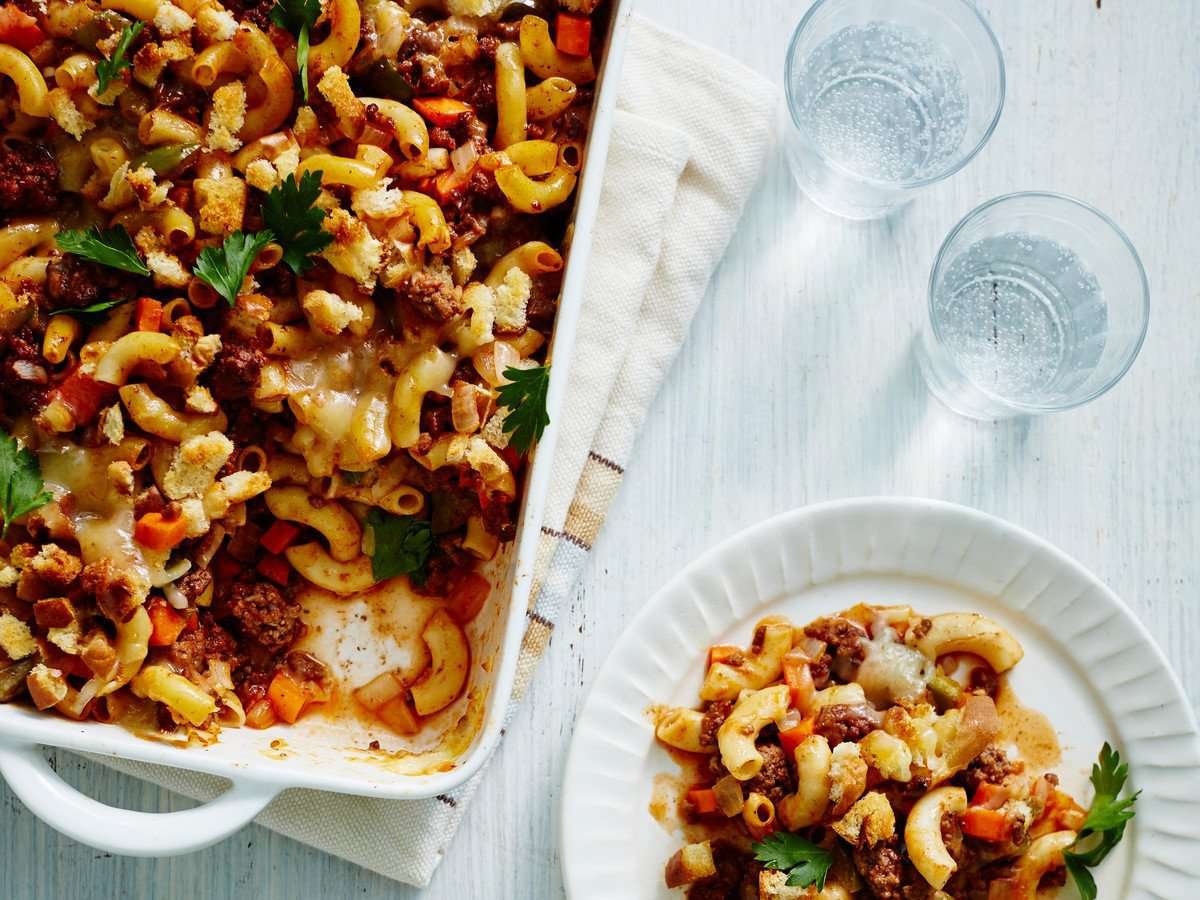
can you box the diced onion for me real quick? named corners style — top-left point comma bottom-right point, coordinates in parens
top-left (798, 637), bottom-right (827, 660)
top-left (451, 382), bottom-right (482, 433)
top-left (360, 122), bottom-right (392, 147)
top-left (164, 582), bottom-right (188, 609)
top-left (426, 147), bottom-right (450, 170)
top-left (780, 708), bottom-right (803, 732)
top-left (244, 698), bottom-right (277, 729)
top-left (474, 341), bottom-right (521, 387)
top-left (713, 775), bottom-right (745, 818)
top-left (450, 141), bottom-right (479, 176)
top-left (194, 525), bottom-right (225, 568)
top-left (152, 557), bottom-right (192, 589)
top-left (12, 359), bottom-right (47, 383)
top-left (353, 670), bottom-right (405, 711)
top-left (58, 677), bottom-right (101, 719)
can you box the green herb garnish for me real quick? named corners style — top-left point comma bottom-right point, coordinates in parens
top-left (261, 171), bottom-right (332, 274)
top-left (364, 509), bottom-right (434, 586)
top-left (496, 364), bottom-right (550, 455)
top-left (1063, 743), bottom-right (1139, 900)
top-left (752, 832), bottom-right (833, 890)
top-left (56, 225), bottom-right (150, 277)
top-left (0, 429), bottom-right (52, 539)
top-left (269, 0), bottom-right (321, 102)
top-left (193, 230), bottom-right (275, 306)
top-left (48, 297), bottom-right (133, 318)
top-left (95, 21), bottom-right (143, 94)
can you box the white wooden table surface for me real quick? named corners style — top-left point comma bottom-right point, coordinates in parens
top-left (5, 0), bottom-right (1198, 896)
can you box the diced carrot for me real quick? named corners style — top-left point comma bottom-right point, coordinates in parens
top-left (778, 716), bottom-right (816, 757)
top-left (147, 598), bottom-right (187, 647)
top-left (260, 520), bottom-right (301, 555)
top-left (782, 654), bottom-right (815, 710)
top-left (962, 806), bottom-right (1012, 843)
top-left (256, 553), bottom-right (291, 587)
top-left (1031, 789), bottom-right (1088, 837)
top-left (0, 5), bottom-right (44, 51)
top-left (554, 12), bottom-right (592, 57)
top-left (706, 644), bottom-right (741, 668)
top-left (435, 166), bottom-right (473, 203)
top-left (51, 369), bottom-right (113, 427)
top-left (267, 670), bottom-right (309, 724)
top-left (134, 511), bottom-right (188, 551)
top-left (971, 782), bottom-right (1010, 810)
top-left (412, 96), bottom-right (473, 127)
top-left (686, 788), bottom-right (719, 815)
top-left (134, 297), bottom-right (162, 332)
top-left (446, 572), bottom-right (491, 624)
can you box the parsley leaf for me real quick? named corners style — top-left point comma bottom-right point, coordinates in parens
top-left (56, 225), bottom-right (151, 277)
top-left (0, 429), bottom-right (52, 539)
top-left (261, 171), bottom-right (332, 274)
top-left (496, 365), bottom-right (550, 455)
top-left (1064, 857), bottom-right (1098, 900)
top-left (270, 0), bottom-right (321, 102)
top-left (364, 509), bottom-right (434, 585)
top-left (753, 832), bottom-right (833, 890)
top-left (95, 21), bottom-right (143, 94)
top-left (1064, 743), bottom-right (1139, 900)
top-left (193, 230), bottom-right (275, 306)
top-left (47, 297), bottom-right (133, 319)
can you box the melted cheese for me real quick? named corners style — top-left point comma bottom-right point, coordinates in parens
top-left (38, 441), bottom-right (153, 586)
top-left (857, 627), bottom-right (933, 707)
top-left (283, 334), bottom-right (456, 476)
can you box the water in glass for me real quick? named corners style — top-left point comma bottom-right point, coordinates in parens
top-left (790, 22), bottom-right (969, 184)
top-left (930, 232), bottom-right (1108, 408)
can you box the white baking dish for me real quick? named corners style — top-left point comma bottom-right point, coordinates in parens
top-left (0, 0), bottom-right (632, 856)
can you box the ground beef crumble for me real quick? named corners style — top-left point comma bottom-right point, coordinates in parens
top-left (805, 616), bottom-right (869, 662)
top-left (814, 703), bottom-right (877, 746)
top-left (687, 840), bottom-right (760, 900)
top-left (852, 840), bottom-right (905, 900)
top-left (698, 699), bottom-right (733, 749)
top-left (167, 612), bottom-right (239, 676)
top-left (223, 581), bottom-right (303, 652)
top-left (960, 746), bottom-right (1019, 794)
top-left (743, 742), bottom-right (796, 804)
top-left (0, 327), bottom-right (50, 411)
top-left (0, 141), bottom-right (59, 213)
top-left (207, 342), bottom-right (265, 403)
top-left (45, 255), bottom-right (141, 310)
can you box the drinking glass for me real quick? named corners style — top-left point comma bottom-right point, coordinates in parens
top-left (916, 192), bottom-right (1150, 419)
top-left (784, 0), bottom-right (1005, 219)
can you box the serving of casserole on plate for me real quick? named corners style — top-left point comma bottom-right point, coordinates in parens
top-left (560, 499), bottom-right (1200, 900)
top-left (0, 0), bottom-right (630, 853)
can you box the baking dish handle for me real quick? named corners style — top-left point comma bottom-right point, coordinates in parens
top-left (0, 742), bottom-right (280, 856)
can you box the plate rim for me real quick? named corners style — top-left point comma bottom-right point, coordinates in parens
top-left (559, 496), bottom-right (1200, 899)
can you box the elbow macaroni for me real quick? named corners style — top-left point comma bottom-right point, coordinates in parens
top-left (715, 685), bottom-right (789, 780)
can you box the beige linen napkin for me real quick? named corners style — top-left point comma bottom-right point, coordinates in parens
top-left (91, 14), bottom-right (778, 886)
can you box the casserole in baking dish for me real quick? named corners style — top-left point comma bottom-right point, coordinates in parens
top-left (0, 0), bottom-right (630, 853)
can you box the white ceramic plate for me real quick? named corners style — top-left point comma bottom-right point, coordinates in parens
top-left (560, 498), bottom-right (1200, 900)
